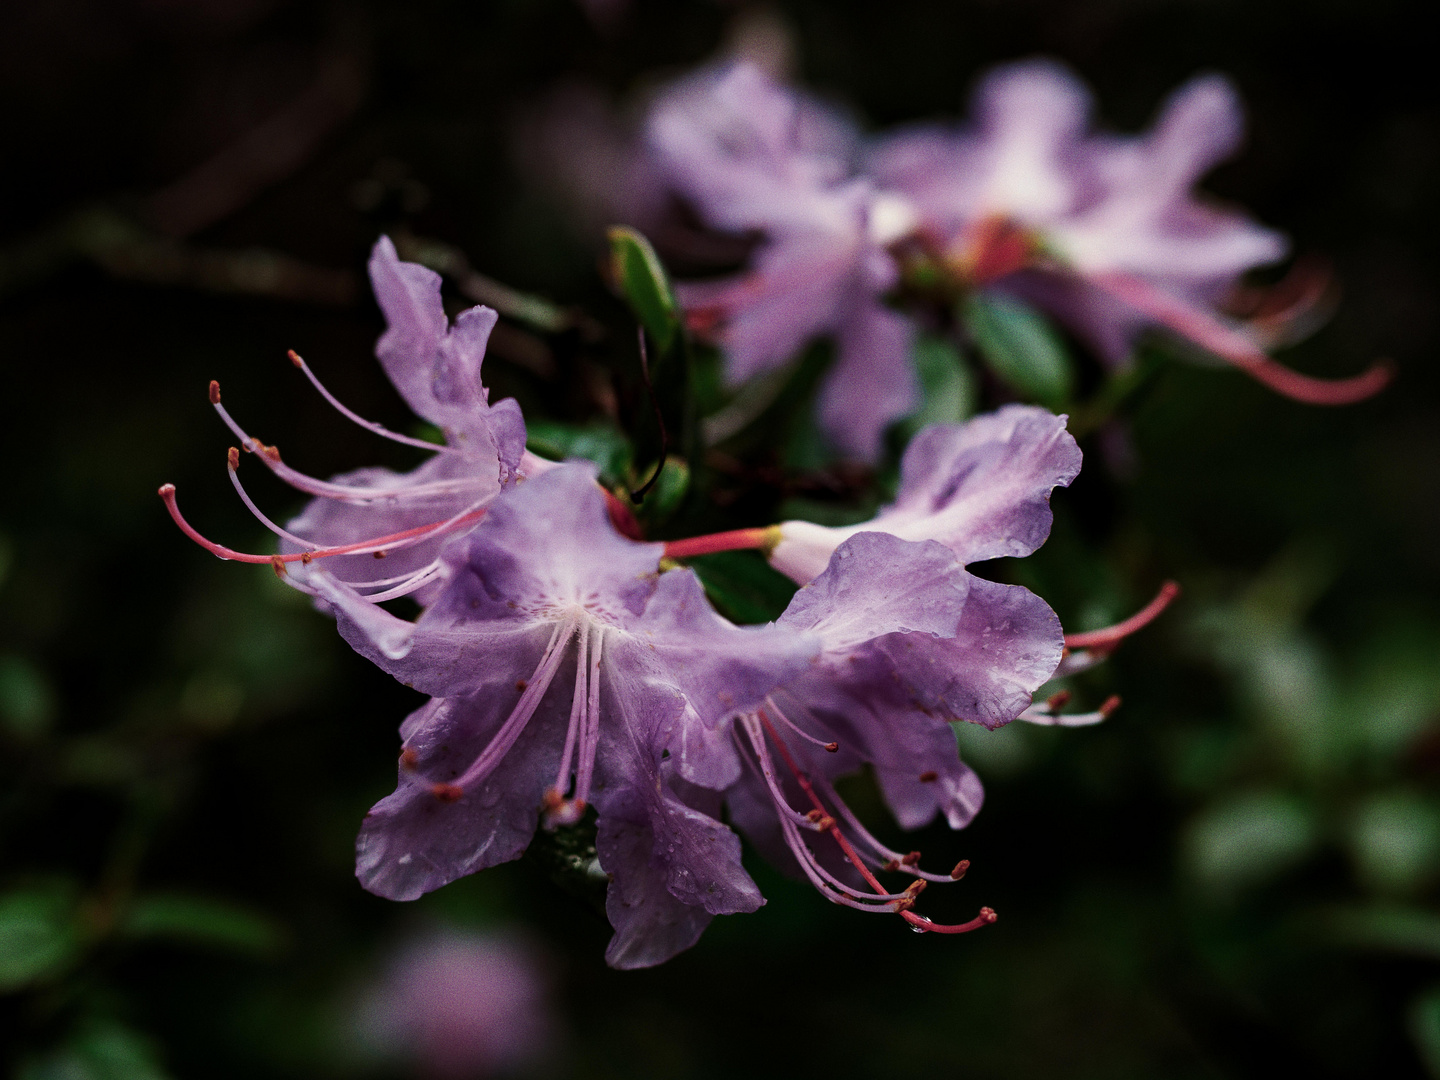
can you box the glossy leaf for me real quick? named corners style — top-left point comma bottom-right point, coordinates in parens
top-left (119, 893), bottom-right (281, 956)
top-left (962, 292), bottom-right (1074, 408)
top-left (607, 226), bottom-right (679, 352)
top-left (0, 886), bottom-right (82, 992)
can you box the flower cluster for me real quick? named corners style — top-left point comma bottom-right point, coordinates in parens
top-left (634, 60), bottom-right (1390, 461)
top-left (162, 238), bottom-right (1184, 967)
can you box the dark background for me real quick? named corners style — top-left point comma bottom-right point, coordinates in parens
top-left (2, 1), bottom-right (1438, 1077)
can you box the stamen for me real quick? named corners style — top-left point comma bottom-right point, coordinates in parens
top-left (287, 349), bottom-right (456, 454)
top-left (1018, 699), bottom-right (1113, 727)
top-left (210, 390), bottom-right (481, 504)
top-left (813, 775), bottom-right (959, 884)
top-left (445, 620), bottom-right (576, 794)
top-left (738, 716), bottom-right (838, 833)
top-left (356, 564), bottom-right (445, 603)
top-left (158, 484), bottom-right (487, 564)
top-left (766, 695), bottom-right (841, 753)
top-left (754, 712), bottom-right (992, 932)
top-left (546, 626), bottom-right (591, 820)
top-left (663, 526), bottom-right (782, 560)
top-left (1063, 581), bottom-right (1180, 650)
top-left (227, 449), bottom-right (319, 551)
top-left (1091, 271), bottom-right (1392, 405)
top-left (904, 907), bottom-right (997, 935)
top-left (570, 625), bottom-right (606, 810)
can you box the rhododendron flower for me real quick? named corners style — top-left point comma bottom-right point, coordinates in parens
top-left (872, 59), bottom-right (1388, 403)
top-left (160, 236), bottom-right (530, 606)
top-left (765, 405), bottom-right (1082, 585)
top-left (303, 464), bottom-right (818, 968)
top-left (646, 61), bottom-right (919, 461)
top-left (719, 531), bottom-right (1066, 933)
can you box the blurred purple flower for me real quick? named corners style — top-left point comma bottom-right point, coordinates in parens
top-left (646, 62), bottom-right (920, 461)
top-left (872, 59), bottom-right (1389, 403)
top-left (304, 464), bottom-right (818, 968)
top-left (355, 927), bottom-right (556, 1078)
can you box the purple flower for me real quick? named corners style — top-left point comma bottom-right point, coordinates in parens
top-left (303, 464), bottom-right (818, 968)
top-left (646, 62), bottom-right (919, 461)
top-left (872, 60), bottom-right (1389, 403)
top-left (161, 236), bottom-right (530, 605)
top-left (768, 405), bottom-right (1083, 585)
top-left (353, 927), bottom-right (558, 1079)
top-left (722, 529), bottom-right (1063, 931)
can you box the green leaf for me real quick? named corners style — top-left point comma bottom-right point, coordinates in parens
top-left (1182, 791), bottom-right (1319, 898)
top-left (525, 421), bottom-right (633, 487)
top-left (638, 455), bottom-right (691, 524)
top-left (0, 885), bottom-right (82, 992)
top-left (961, 292), bottom-right (1074, 408)
top-left (901, 335), bottom-right (976, 439)
top-left (119, 893), bottom-right (281, 956)
top-left (685, 552), bottom-right (797, 625)
top-left (17, 1019), bottom-right (172, 1080)
top-left (1410, 985), bottom-right (1440, 1079)
top-left (1326, 905), bottom-right (1440, 961)
top-left (0, 654), bottom-right (57, 740)
top-left (607, 226), bottom-right (679, 352)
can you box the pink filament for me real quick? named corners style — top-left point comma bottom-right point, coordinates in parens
top-left (1063, 581), bottom-right (1180, 650)
top-left (1092, 271), bottom-right (1392, 405)
top-left (158, 483), bottom-right (486, 565)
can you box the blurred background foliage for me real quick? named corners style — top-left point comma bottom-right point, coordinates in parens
top-left (1, 0), bottom-right (1438, 1076)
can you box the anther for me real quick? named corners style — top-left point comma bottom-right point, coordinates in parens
top-left (979, 907), bottom-right (998, 924)
top-left (227, 446), bottom-right (240, 471)
top-left (918, 771), bottom-right (938, 783)
top-left (1046, 690), bottom-right (1072, 711)
top-left (430, 782), bottom-right (464, 802)
top-left (882, 858), bottom-right (901, 872)
top-left (399, 748), bottom-right (419, 770)
top-left (372, 549), bottom-right (388, 559)
top-left (541, 789), bottom-right (565, 812)
top-left (209, 380), bottom-right (221, 405)
top-left (258, 443), bottom-right (281, 463)
top-left (287, 349), bottom-right (303, 368)
top-left (300, 551), bottom-right (313, 564)
top-left (515, 679), bottom-right (528, 692)
top-left (824, 741), bottom-right (839, 753)
top-left (1099, 695), bottom-right (1122, 718)
top-left (903, 880), bottom-right (927, 898)
top-left (950, 859), bottom-right (970, 880)
top-left (901, 851), bottom-right (922, 867)
top-left (270, 555), bottom-right (287, 579)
